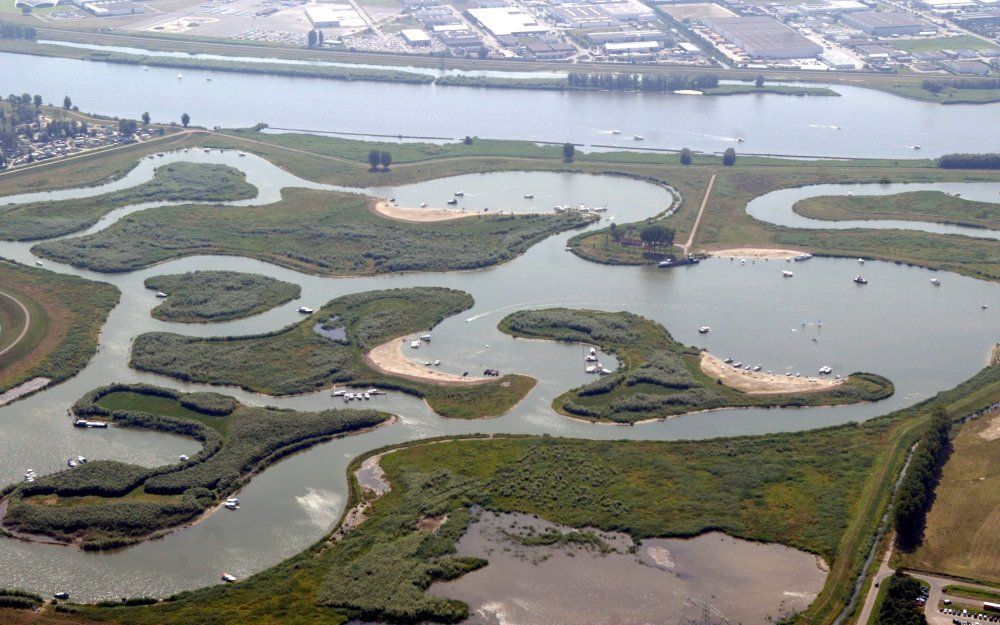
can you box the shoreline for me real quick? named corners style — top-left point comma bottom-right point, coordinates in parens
top-left (372, 200), bottom-right (477, 223)
top-left (364, 335), bottom-right (487, 386)
top-left (706, 247), bottom-right (807, 260)
top-left (700, 352), bottom-right (846, 395)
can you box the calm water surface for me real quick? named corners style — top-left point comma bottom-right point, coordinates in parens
top-left (0, 151), bottom-right (995, 600)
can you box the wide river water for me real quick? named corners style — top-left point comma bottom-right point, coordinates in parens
top-left (1, 50), bottom-right (998, 158)
top-left (0, 150), bottom-right (996, 601)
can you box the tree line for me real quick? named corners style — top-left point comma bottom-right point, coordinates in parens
top-left (0, 19), bottom-right (36, 40)
top-left (893, 408), bottom-right (951, 550)
top-left (923, 77), bottom-right (1000, 93)
top-left (937, 153), bottom-right (1000, 169)
top-left (566, 72), bottom-right (720, 92)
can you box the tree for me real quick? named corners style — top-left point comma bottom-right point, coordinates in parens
top-left (463, 136), bottom-right (473, 145)
top-left (679, 147), bottom-right (692, 165)
top-left (379, 150), bottom-right (392, 170)
top-left (367, 149), bottom-right (380, 171)
top-left (118, 119), bottom-right (137, 137)
top-left (477, 46), bottom-right (488, 60)
top-left (722, 147), bottom-right (736, 166)
top-left (754, 74), bottom-right (765, 88)
top-left (62, 95), bottom-right (71, 110)
top-left (141, 112), bottom-right (150, 126)
top-left (562, 142), bottom-right (575, 162)
top-left (33, 94), bottom-right (42, 108)
top-left (318, 30), bottom-right (324, 46)
top-left (307, 30), bottom-right (317, 47)
top-left (180, 113), bottom-right (190, 128)
top-left (640, 224), bottom-right (675, 252)
top-left (609, 222), bottom-right (620, 242)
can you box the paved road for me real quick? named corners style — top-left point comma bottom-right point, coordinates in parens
top-left (0, 290), bottom-right (31, 360)
top-left (856, 542), bottom-right (898, 625)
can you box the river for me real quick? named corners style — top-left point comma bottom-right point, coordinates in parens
top-left (0, 51), bottom-right (998, 158)
top-left (0, 150), bottom-right (996, 601)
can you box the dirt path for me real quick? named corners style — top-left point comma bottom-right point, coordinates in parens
top-left (0, 290), bottom-right (31, 360)
top-left (364, 336), bottom-right (485, 386)
top-left (700, 353), bottom-right (845, 395)
top-left (678, 172), bottom-right (716, 255)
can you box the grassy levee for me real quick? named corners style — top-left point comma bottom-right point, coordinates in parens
top-left (499, 308), bottom-right (894, 423)
top-left (0, 383), bottom-right (390, 549)
top-left (792, 191), bottom-right (1000, 231)
top-left (45, 365), bottom-right (999, 625)
top-left (0, 260), bottom-right (119, 396)
top-left (0, 290), bottom-right (28, 354)
top-left (31, 189), bottom-right (593, 275)
top-left (0, 162), bottom-right (257, 240)
top-left (144, 271), bottom-right (301, 323)
top-left (130, 288), bottom-right (535, 420)
top-left (894, 408), bottom-right (1000, 585)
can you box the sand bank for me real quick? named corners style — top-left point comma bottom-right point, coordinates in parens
top-left (700, 353), bottom-right (844, 395)
top-left (708, 248), bottom-right (807, 260)
top-left (365, 336), bottom-right (484, 385)
top-left (374, 201), bottom-right (475, 223)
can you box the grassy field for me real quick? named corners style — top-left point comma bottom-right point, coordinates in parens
top-left (32, 188), bottom-right (591, 275)
top-left (793, 191), bottom-right (1000, 230)
top-left (0, 162), bottom-right (256, 241)
top-left (144, 271), bottom-right (300, 323)
top-left (0, 260), bottom-right (119, 395)
top-left (943, 585), bottom-right (1000, 602)
top-left (887, 36), bottom-right (999, 53)
top-left (130, 288), bottom-right (534, 419)
top-left (894, 409), bottom-right (1000, 585)
top-left (39, 363), bottom-right (996, 625)
top-left (1, 383), bottom-right (389, 549)
top-left (499, 308), bottom-right (893, 423)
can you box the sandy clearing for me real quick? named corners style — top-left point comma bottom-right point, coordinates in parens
top-left (700, 353), bottom-right (845, 395)
top-left (979, 411), bottom-right (1000, 441)
top-left (708, 248), bottom-right (807, 260)
top-left (374, 200), bottom-right (477, 222)
top-left (365, 336), bottom-right (485, 385)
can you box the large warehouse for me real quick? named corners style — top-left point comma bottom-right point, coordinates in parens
top-left (840, 11), bottom-right (935, 35)
top-left (466, 7), bottom-right (550, 36)
top-left (702, 16), bottom-right (822, 59)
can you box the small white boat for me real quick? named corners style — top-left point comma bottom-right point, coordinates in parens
top-left (524, 193), bottom-right (534, 199)
top-left (589, 347), bottom-right (597, 355)
top-left (332, 389), bottom-right (347, 396)
top-left (179, 455), bottom-right (189, 462)
top-left (753, 364), bottom-right (762, 372)
top-left (221, 573), bottom-right (236, 583)
top-left (177, 73), bottom-right (183, 79)
top-left (585, 354), bottom-right (598, 362)
top-left (454, 191), bottom-right (465, 197)
top-left (363, 392), bottom-right (371, 400)
top-left (67, 458), bottom-right (77, 468)
top-left (736, 137), bottom-right (745, 143)
top-left (858, 258), bottom-right (865, 264)
top-left (793, 253), bottom-right (813, 262)
top-left (34, 260), bottom-right (43, 266)
top-left (224, 500), bottom-right (240, 510)
top-left (853, 275), bottom-right (868, 285)
top-left (206, 78), bottom-right (212, 82)
top-left (53, 592), bottom-right (70, 600)
top-left (633, 135), bottom-right (644, 141)
top-left (930, 278), bottom-right (941, 286)
top-left (433, 359), bottom-right (441, 366)
top-left (238, 152), bottom-right (246, 157)
top-left (420, 334), bottom-right (432, 342)
top-left (297, 306), bottom-right (314, 314)
top-left (424, 361), bottom-right (432, 367)
top-left (155, 291), bottom-right (168, 298)
top-left (419, 202), bottom-right (428, 208)
top-left (698, 326), bottom-right (711, 334)
top-left (611, 129), bottom-right (621, 135)
top-left (77, 456), bottom-right (87, 464)
top-left (554, 205), bottom-right (566, 212)
top-left (818, 366), bottom-right (833, 375)
top-left (585, 365), bottom-right (599, 374)
top-left (410, 340), bottom-right (420, 349)
top-left (343, 394), bottom-right (352, 402)
top-left (592, 204), bottom-right (608, 212)
top-left (204, 149), bottom-right (210, 153)
top-left (912, 145), bottom-right (921, 150)
top-left (782, 270), bottom-right (794, 277)
top-left (982, 304), bottom-right (989, 310)
top-left (599, 367), bottom-right (611, 375)
top-left (446, 198), bottom-right (458, 205)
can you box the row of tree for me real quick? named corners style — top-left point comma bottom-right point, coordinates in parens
top-left (922, 77), bottom-right (1000, 93)
top-left (893, 408), bottom-right (951, 550)
top-left (937, 153), bottom-right (1000, 169)
top-left (566, 72), bottom-right (720, 92)
top-left (307, 29), bottom-right (325, 48)
top-left (367, 149), bottom-right (393, 171)
top-left (0, 19), bottom-right (36, 40)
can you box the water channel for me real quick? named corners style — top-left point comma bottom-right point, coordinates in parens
top-left (0, 149), bottom-right (996, 601)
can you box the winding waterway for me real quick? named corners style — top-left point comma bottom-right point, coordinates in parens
top-left (0, 150), bottom-right (996, 601)
top-left (1, 51), bottom-right (998, 157)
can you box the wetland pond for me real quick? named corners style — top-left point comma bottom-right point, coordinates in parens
top-left (430, 511), bottom-right (827, 625)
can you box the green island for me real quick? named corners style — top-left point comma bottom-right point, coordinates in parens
top-left (130, 287), bottom-right (535, 419)
top-left (499, 308), bottom-right (893, 424)
top-left (31, 188), bottom-right (592, 275)
top-left (0, 383), bottom-right (391, 550)
top-left (0, 260), bottom-right (119, 397)
top-left (38, 363), bottom-right (1000, 625)
top-left (0, 161), bottom-right (257, 241)
top-left (792, 191), bottom-right (1000, 231)
top-left (144, 271), bottom-right (301, 323)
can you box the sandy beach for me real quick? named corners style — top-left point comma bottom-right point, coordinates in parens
top-left (373, 200), bottom-right (476, 223)
top-left (700, 353), bottom-right (845, 395)
top-left (708, 247), bottom-right (807, 260)
top-left (365, 336), bottom-right (484, 385)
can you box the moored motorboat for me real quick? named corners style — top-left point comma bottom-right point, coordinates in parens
top-left (698, 326), bottom-right (711, 334)
top-left (853, 275), bottom-right (868, 284)
top-left (297, 306), bottom-right (314, 314)
top-left (930, 278), bottom-right (941, 286)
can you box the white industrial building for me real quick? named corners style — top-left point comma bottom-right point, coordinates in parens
top-left (604, 40), bottom-right (660, 54)
top-left (400, 28), bottom-right (432, 45)
top-left (467, 7), bottom-right (550, 36)
top-left (304, 4), bottom-right (365, 28)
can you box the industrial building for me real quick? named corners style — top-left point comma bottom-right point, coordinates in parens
top-left (549, 5), bottom-right (614, 28)
top-left (820, 48), bottom-right (859, 68)
top-left (466, 7), bottom-right (550, 36)
top-left (604, 40), bottom-right (660, 54)
top-left (701, 16), bottom-right (823, 59)
top-left (585, 29), bottom-right (671, 44)
top-left (400, 28), bottom-right (432, 45)
top-left (82, 0), bottom-right (143, 15)
top-left (840, 11), bottom-right (934, 35)
top-left (525, 42), bottom-right (575, 58)
top-left (304, 4), bottom-right (365, 28)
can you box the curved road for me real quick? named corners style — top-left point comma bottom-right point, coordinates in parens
top-left (0, 290), bottom-right (31, 360)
